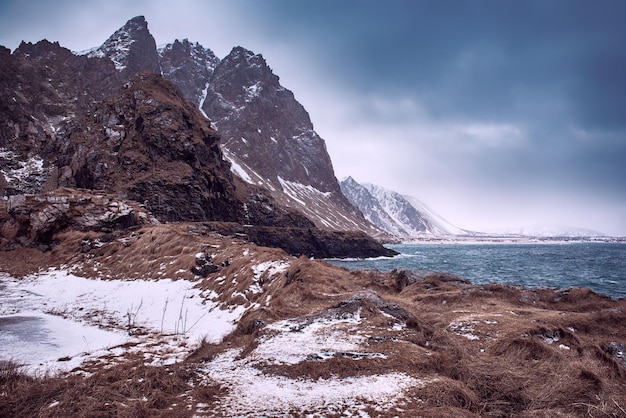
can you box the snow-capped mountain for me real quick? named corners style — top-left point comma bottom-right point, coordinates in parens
top-left (0, 15), bottom-right (392, 256)
top-left (86, 16), bottom-right (379, 235)
top-left (340, 176), bottom-right (465, 238)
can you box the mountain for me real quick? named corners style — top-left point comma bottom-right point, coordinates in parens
top-left (78, 16), bottom-right (382, 235)
top-left (158, 39), bottom-right (219, 109)
top-left (486, 224), bottom-right (607, 238)
top-left (0, 16), bottom-right (393, 258)
top-left (340, 176), bottom-right (465, 238)
top-left (158, 40), bottom-right (379, 235)
top-left (3, 17), bottom-right (626, 418)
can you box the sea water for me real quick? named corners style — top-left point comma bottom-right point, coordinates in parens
top-left (327, 242), bottom-right (626, 299)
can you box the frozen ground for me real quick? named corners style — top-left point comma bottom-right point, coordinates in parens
top-left (0, 270), bottom-right (246, 374)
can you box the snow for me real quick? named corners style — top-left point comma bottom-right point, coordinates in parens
top-left (199, 348), bottom-right (419, 417)
top-left (0, 149), bottom-right (46, 192)
top-left (277, 176), bottom-right (332, 206)
top-left (222, 149), bottom-right (253, 183)
top-left (198, 82), bottom-right (210, 118)
top-left (197, 309), bottom-right (421, 416)
top-left (0, 270), bottom-right (247, 374)
top-left (244, 81), bottom-right (262, 101)
top-left (252, 312), bottom-right (364, 365)
top-left (249, 260), bottom-right (289, 294)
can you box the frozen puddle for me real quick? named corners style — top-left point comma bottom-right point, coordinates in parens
top-left (0, 312), bottom-right (127, 374)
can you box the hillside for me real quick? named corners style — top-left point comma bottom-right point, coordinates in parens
top-left (1, 218), bottom-right (626, 416)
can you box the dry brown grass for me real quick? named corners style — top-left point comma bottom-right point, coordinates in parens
top-left (2, 223), bottom-right (626, 417)
top-left (0, 358), bottom-right (227, 418)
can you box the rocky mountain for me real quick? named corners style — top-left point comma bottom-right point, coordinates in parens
top-left (340, 176), bottom-right (466, 239)
top-left (3, 16), bottom-right (626, 418)
top-left (80, 15), bottom-right (381, 235)
top-left (154, 32), bottom-right (379, 235)
top-left (86, 15), bottom-right (160, 78)
top-left (0, 16), bottom-right (393, 258)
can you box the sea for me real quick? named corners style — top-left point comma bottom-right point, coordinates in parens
top-left (327, 242), bottom-right (626, 299)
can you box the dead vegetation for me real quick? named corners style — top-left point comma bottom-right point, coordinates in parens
top-left (0, 358), bottom-right (227, 417)
top-left (1, 225), bottom-right (626, 416)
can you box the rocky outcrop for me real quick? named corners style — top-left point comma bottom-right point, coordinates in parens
top-left (0, 39), bottom-right (121, 181)
top-left (243, 226), bottom-right (398, 259)
top-left (40, 72), bottom-right (244, 223)
top-left (0, 188), bottom-right (157, 249)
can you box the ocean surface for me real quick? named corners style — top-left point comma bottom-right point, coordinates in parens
top-left (327, 242), bottom-right (626, 299)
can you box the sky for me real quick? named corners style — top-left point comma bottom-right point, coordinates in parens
top-left (1, 0), bottom-right (625, 236)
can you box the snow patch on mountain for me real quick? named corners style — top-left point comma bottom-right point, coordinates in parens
top-left (340, 177), bottom-right (465, 239)
top-left (0, 149), bottom-right (47, 194)
top-left (86, 20), bottom-right (138, 71)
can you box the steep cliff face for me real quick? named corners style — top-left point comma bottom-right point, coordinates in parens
top-left (204, 47), bottom-right (337, 191)
top-left (55, 72), bottom-right (243, 222)
top-left (198, 46), bottom-right (379, 234)
top-left (0, 39), bottom-right (122, 195)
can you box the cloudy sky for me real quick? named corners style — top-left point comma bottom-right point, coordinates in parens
top-left (1, 0), bottom-right (625, 235)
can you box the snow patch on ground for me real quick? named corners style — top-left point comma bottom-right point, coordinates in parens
top-left (192, 307), bottom-right (415, 415)
top-left (200, 345), bottom-right (417, 417)
top-left (252, 312), bottom-right (364, 365)
top-left (0, 270), bottom-right (246, 374)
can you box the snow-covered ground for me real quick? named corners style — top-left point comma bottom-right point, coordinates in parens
top-left (0, 270), bottom-right (246, 375)
top-left (196, 309), bottom-right (422, 416)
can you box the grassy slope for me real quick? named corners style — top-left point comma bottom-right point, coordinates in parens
top-left (1, 224), bottom-right (625, 417)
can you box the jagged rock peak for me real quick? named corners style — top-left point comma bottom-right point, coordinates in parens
top-left (14, 39), bottom-right (69, 59)
top-left (88, 15), bottom-right (160, 76)
top-left (221, 46), bottom-right (278, 85)
top-left (159, 38), bottom-right (219, 67)
top-left (158, 39), bottom-right (220, 107)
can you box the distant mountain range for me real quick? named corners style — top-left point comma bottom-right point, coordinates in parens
top-left (341, 177), bottom-right (615, 240)
top-left (340, 176), bottom-right (466, 238)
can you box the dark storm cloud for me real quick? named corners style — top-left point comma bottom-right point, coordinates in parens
top-left (247, 0), bottom-right (626, 127)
